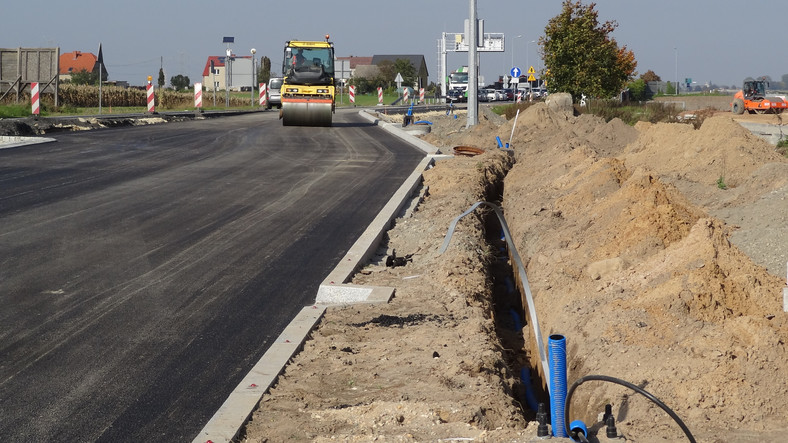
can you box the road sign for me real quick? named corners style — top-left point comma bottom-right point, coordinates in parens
top-left (395, 72), bottom-right (403, 90)
top-left (528, 74), bottom-right (536, 81)
top-left (510, 67), bottom-right (521, 78)
top-left (528, 66), bottom-right (535, 74)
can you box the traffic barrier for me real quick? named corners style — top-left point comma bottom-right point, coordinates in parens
top-left (31, 82), bottom-right (40, 115)
top-left (419, 88), bottom-right (425, 103)
top-left (146, 84), bottom-right (155, 113)
top-left (194, 82), bottom-right (202, 108)
top-left (403, 88), bottom-right (409, 103)
top-left (259, 83), bottom-right (267, 107)
top-left (377, 87), bottom-right (383, 104)
top-left (516, 91), bottom-right (522, 103)
top-left (349, 85), bottom-right (355, 104)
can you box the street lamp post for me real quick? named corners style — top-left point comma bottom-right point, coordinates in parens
top-left (251, 48), bottom-right (256, 106)
top-left (674, 47), bottom-right (678, 96)
top-left (511, 34), bottom-right (522, 69)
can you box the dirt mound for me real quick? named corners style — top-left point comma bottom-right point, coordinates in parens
top-left (244, 104), bottom-right (788, 442)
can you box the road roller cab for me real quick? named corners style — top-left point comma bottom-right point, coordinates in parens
top-left (280, 37), bottom-right (336, 126)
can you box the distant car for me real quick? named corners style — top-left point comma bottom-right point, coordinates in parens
top-left (267, 77), bottom-right (283, 109)
top-left (494, 89), bottom-right (507, 101)
top-left (503, 89), bottom-right (515, 100)
top-left (447, 88), bottom-right (467, 103)
top-left (478, 88), bottom-right (496, 102)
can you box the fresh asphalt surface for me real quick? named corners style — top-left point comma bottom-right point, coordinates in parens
top-left (0, 109), bottom-right (424, 441)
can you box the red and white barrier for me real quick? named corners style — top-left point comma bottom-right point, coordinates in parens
top-left (259, 83), bottom-right (267, 107)
top-left (194, 82), bottom-right (202, 108)
top-left (31, 82), bottom-right (40, 115)
top-left (516, 91), bottom-right (522, 103)
top-left (349, 85), bottom-right (355, 104)
top-left (146, 84), bottom-right (155, 113)
top-left (377, 87), bottom-right (383, 104)
top-left (419, 88), bottom-right (425, 103)
top-left (403, 88), bottom-right (409, 102)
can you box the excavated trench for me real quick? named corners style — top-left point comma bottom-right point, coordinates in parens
top-left (475, 153), bottom-right (550, 420)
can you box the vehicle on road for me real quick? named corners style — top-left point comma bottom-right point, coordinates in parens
top-left (447, 88), bottom-right (467, 103)
top-left (478, 88), bottom-right (496, 102)
top-left (731, 78), bottom-right (788, 114)
top-left (280, 36), bottom-right (336, 126)
top-left (267, 77), bottom-right (283, 110)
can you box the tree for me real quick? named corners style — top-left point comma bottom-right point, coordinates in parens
top-left (393, 58), bottom-right (417, 87)
top-left (627, 78), bottom-right (647, 101)
top-left (541, 0), bottom-right (637, 99)
top-left (170, 74), bottom-right (190, 91)
top-left (665, 81), bottom-right (676, 95)
top-left (258, 56), bottom-right (271, 86)
top-left (68, 69), bottom-right (98, 85)
top-left (376, 60), bottom-right (395, 89)
top-left (158, 68), bottom-right (165, 89)
top-left (640, 70), bottom-right (661, 83)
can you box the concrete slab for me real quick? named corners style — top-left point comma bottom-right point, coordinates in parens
top-left (0, 135), bottom-right (56, 150)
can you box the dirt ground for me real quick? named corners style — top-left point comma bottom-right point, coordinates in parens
top-left (240, 97), bottom-right (788, 443)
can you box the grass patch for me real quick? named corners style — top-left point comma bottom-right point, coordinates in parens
top-left (0, 103), bottom-right (34, 118)
top-left (777, 138), bottom-right (788, 157)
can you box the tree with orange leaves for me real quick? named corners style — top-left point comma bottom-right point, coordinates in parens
top-left (541, 0), bottom-right (637, 99)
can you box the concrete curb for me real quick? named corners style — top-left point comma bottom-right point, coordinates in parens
top-left (0, 135), bottom-right (56, 150)
top-left (192, 110), bottom-right (442, 443)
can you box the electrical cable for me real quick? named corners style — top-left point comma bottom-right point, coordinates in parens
top-left (563, 374), bottom-right (696, 443)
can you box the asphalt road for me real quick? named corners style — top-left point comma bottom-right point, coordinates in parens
top-left (0, 109), bottom-right (424, 441)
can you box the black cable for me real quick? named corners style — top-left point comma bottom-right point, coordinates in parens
top-left (563, 374), bottom-right (696, 443)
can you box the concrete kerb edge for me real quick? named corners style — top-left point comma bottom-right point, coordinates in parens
top-left (0, 135), bottom-right (56, 150)
top-left (192, 110), bottom-right (444, 443)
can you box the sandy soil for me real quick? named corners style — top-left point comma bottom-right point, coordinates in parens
top-left (239, 98), bottom-right (788, 443)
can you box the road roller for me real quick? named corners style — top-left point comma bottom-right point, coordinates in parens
top-left (280, 36), bottom-right (335, 127)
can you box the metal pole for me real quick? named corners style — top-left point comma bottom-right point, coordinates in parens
top-left (467, 0), bottom-right (478, 128)
top-left (251, 48), bottom-right (256, 107)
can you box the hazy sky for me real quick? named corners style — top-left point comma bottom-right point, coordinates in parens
top-left (6, 0), bottom-right (787, 89)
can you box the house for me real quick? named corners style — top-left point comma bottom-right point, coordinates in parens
top-left (59, 50), bottom-right (108, 82)
top-left (202, 55), bottom-right (253, 91)
top-left (335, 56), bottom-right (373, 79)
top-left (370, 54), bottom-right (429, 89)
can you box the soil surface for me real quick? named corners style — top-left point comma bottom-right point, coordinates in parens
top-left (242, 98), bottom-right (788, 443)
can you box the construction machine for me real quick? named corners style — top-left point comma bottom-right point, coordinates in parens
top-left (280, 36), bottom-right (335, 126)
top-left (731, 78), bottom-right (788, 114)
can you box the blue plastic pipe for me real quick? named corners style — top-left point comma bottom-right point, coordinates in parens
top-left (549, 334), bottom-right (568, 437)
top-left (520, 367), bottom-right (539, 412)
top-left (569, 420), bottom-right (588, 442)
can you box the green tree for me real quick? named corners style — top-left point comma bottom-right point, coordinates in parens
top-left (376, 60), bottom-right (395, 89)
top-left (158, 68), bottom-right (165, 89)
top-left (393, 58), bottom-right (417, 87)
top-left (665, 81), bottom-right (676, 95)
top-left (541, 0), bottom-right (637, 99)
top-left (627, 78), bottom-right (647, 101)
top-left (69, 69), bottom-right (98, 85)
top-left (170, 74), bottom-right (190, 91)
top-left (258, 56), bottom-right (271, 86)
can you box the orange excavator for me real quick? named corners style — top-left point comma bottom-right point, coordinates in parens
top-left (731, 78), bottom-right (788, 114)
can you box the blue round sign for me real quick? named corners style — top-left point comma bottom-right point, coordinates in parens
top-left (510, 67), bottom-right (521, 78)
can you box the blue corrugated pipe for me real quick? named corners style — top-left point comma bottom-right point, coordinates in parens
top-left (549, 334), bottom-right (568, 438)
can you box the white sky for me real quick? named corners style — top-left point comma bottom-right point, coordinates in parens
top-left (6, 0), bottom-right (787, 88)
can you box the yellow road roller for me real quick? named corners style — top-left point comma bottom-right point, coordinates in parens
top-left (280, 36), bottom-right (335, 127)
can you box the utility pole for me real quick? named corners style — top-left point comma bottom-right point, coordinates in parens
top-left (467, 0), bottom-right (478, 127)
